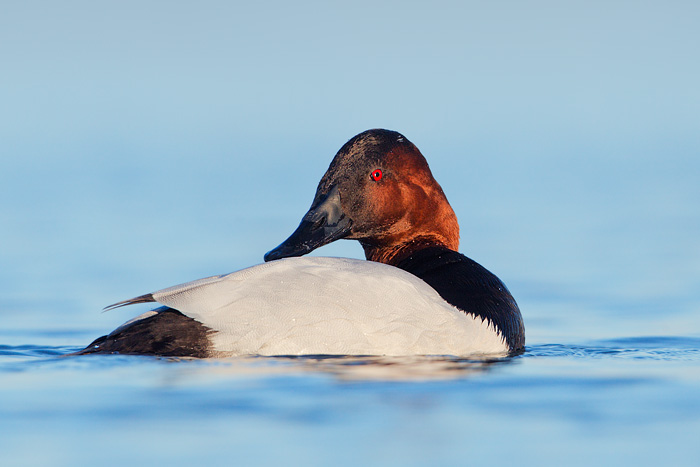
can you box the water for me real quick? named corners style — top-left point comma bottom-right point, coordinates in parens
top-left (1, 342), bottom-right (699, 466)
top-left (2, 2), bottom-right (700, 466)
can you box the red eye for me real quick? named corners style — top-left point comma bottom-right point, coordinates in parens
top-left (371, 169), bottom-right (383, 181)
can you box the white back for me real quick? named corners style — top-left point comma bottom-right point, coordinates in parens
top-left (148, 257), bottom-right (508, 356)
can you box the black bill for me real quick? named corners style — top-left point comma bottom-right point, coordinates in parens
top-left (264, 186), bottom-right (352, 261)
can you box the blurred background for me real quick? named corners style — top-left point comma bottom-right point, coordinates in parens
top-left (1, 0), bottom-right (698, 348)
top-left (2, 2), bottom-right (700, 466)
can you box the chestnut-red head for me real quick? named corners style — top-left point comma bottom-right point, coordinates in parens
top-left (265, 129), bottom-right (460, 266)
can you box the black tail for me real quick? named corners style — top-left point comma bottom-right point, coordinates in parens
top-left (76, 307), bottom-right (213, 358)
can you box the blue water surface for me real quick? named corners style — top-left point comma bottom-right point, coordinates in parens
top-left (1, 2), bottom-right (699, 466)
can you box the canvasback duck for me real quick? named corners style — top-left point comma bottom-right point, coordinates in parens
top-left (79, 129), bottom-right (525, 357)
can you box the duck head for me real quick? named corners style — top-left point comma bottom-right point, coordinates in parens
top-left (264, 129), bottom-right (460, 266)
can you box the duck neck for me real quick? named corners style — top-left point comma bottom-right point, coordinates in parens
top-left (361, 236), bottom-right (457, 267)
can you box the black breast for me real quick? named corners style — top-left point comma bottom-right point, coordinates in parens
top-left (76, 307), bottom-right (212, 357)
top-left (396, 247), bottom-right (525, 352)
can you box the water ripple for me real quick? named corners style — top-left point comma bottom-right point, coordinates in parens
top-left (0, 345), bottom-right (76, 358)
top-left (1, 335), bottom-right (698, 366)
top-left (526, 336), bottom-right (700, 361)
